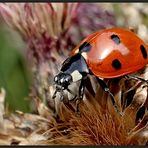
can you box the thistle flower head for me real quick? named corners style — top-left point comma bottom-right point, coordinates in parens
top-left (0, 3), bottom-right (77, 62)
top-left (0, 3), bottom-right (147, 146)
top-left (0, 69), bottom-right (147, 145)
top-left (47, 68), bottom-right (148, 145)
top-left (0, 3), bottom-right (79, 108)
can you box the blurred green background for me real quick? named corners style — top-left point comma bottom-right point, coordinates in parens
top-left (0, 23), bottom-right (31, 112)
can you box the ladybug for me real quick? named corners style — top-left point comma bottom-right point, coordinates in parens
top-left (53, 28), bottom-right (148, 114)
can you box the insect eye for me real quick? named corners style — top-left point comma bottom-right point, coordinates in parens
top-left (60, 78), bottom-right (64, 83)
top-left (54, 76), bottom-right (58, 82)
top-left (65, 78), bottom-right (69, 82)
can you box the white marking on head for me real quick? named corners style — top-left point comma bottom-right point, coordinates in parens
top-left (81, 52), bottom-right (87, 60)
top-left (71, 70), bottom-right (82, 82)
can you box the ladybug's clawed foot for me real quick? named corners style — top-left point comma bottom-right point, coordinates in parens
top-left (114, 104), bottom-right (123, 116)
top-left (76, 99), bottom-right (81, 113)
top-left (69, 95), bottom-right (77, 102)
top-left (60, 94), bottom-right (64, 101)
top-left (107, 90), bottom-right (123, 116)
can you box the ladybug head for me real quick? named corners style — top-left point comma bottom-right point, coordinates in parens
top-left (54, 54), bottom-right (89, 88)
top-left (54, 72), bottom-right (72, 90)
top-left (52, 53), bottom-right (89, 99)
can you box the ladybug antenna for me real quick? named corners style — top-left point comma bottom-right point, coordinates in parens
top-left (52, 89), bottom-right (58, 99)
top-left (52, 85), bottom-right (63, 100)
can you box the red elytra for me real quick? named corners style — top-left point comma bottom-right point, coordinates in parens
top-left (72, 28), bottom-right (148, 78)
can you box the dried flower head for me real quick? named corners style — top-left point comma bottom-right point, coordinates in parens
top-left (0, 3), bottom-right (147, 146)
top-left (0, 3), bottom-right (77, 62)
top-left (47, 66), bottom-right (148, 145)
top-left (0, 3), bottom-right (79, 110)
top-left (0, 66), bottom-right (147, 145)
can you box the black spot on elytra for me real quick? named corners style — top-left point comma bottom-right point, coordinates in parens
top-left (140, 45), bottom-right (147, 59)
top-left (111, 34), bottom-right (120, 45)
top-left (79, 42), bottom-right (91, 53)
top-left (112, 59), bottom-right (122, 70)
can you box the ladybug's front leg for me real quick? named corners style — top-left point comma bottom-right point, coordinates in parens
top-left (76, 79), bottom-right (86, 112)
top-left (95, 77), bottom-right (122, 116)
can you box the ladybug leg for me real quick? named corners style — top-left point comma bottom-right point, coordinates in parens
top-left (59, 90), bottom-right (64, 101)
top-left (85, 77), bottom-right (95, 97)
top-left (95, 77), bottom-right (122, 115)
top-left (125, 75), bottom-right (148, 84)
top-left (66, 88), bottom-right (77, 101)
top-left (76, 79), bottom-right (86, 112)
